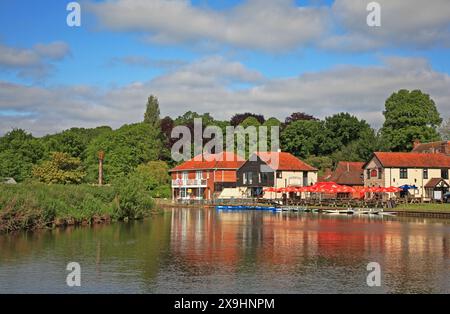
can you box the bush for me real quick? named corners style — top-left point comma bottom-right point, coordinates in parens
top-left (0, 181), bottom-right (155, 233)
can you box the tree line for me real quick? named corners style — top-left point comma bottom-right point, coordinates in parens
top-left (0, 89), bottom-right (447, 189)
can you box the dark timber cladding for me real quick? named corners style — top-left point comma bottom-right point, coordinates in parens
top-left (237, 155), bottom-right (275, 187)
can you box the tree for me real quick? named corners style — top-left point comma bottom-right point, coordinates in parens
top-left (0, 129), bottom-right (45, 181)
top-left (32, 152), bottom-right (86, 184)
top-left (304, 155), bottom-right (333, 174)
top-left (85, 123), bottom-right (162, 183)
top-left (439, 117), bottom-right (450, 140)
top-left (284, 112), bottom-right (317, 125)
top-left (144, 95), bottom-right (161, 128)
top-left (281, 120), bottom-right (330, 158)
top-left (380, 89), bottom-right (442, 151)
top-left (230, 113), bottom-right (265, 126)
top-left (133, 161), bottom-right (171, 198)
top-left (324, 113), bottom-right (374, 152)
top-left (41, 126), bottom-right (112, 160)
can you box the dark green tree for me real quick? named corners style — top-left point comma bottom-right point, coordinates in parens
top-left (380, 89), bottom-right (442, 151)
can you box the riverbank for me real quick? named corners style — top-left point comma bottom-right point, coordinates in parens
top-left (0, 182), bottom-right (157, 233)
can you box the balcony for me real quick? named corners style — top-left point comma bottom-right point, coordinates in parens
top-left (172, 179), bottom-right (208, 188)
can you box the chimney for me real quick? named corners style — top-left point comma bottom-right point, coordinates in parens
top-left (413, 139), bottom-right (421, 150)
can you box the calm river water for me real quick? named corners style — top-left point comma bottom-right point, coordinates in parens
top-left (1, 208), bottom-right (449, 293)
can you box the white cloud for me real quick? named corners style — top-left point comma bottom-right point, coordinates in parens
top-left (0, 41), bottom-right (71, 80)
top-left (1, 55), bottom-right (449, 136)
top-left (326, 0), bottom-right (450, 51)
top-left (87, 0), bottom-right (450, 52)
top-left (87, 0), bottom-right (329, 51)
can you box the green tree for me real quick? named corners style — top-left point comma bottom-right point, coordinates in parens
top-left (32, 152), bottom-right (86, 184)
top-left (324, 113), bottom-right (373, 152)
top-left (85, 123), bottom-right (162, 183)
top-left (0, 129), bottom-right (45, 181)
top-left (281, 120), bottom-right (330, 158)
top-left (41, 126), bottom-right (112, 160)
top-left (133, 161), bottom-right (171, 198)
top-left (380, 89), bottom-right (442, 151)
top-left (304, 155), bottom-right (333, 175)
top-left (144, 95), bottom-right (161, 128)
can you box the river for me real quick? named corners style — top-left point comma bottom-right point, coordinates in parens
top-left (1, 208), bottom-right (449, 293)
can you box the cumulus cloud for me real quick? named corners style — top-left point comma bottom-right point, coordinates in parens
top-left (324, 0), bottom-right (450, 51)
top-left (0, 41), bottom-right (71, 80)
top-left (87, 0), bottom-right (329, 51)
top-left (87, 0), bottom-right (450, 52)
top-left (1, 55), bottom-right (449, 136)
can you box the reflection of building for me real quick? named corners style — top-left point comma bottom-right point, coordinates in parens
top-left (236, 152), bottom-right (317, 197)
top-left (363, 152), bottom-right (450, 200)
top-left (170, 152), bottom-right (244, 201)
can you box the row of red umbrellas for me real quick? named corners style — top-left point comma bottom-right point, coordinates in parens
top-left (263, 182), bottom-right (402, 195)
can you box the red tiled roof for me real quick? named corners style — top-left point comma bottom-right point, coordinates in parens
top-left (328, 161), bottom-right (364, 186)
top-left (372, 152), bottom-right (450, 168)
top-left (170, 152), bottom-right (244, 172)
top-left (255, 152), bottom-right (317, 171)
top-left (412, 141), bottom-right (449, 155)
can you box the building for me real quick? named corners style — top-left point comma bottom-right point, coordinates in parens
top-left (412, 140), bottom-right (450, 155)
top-left (170, 152), bottom-right (244, 201)
top-left (236, 152), bottom-right (318, 197)
top-left (363, 152), bottom-right (450, 200)
top-left (327, 161), bottom-right (364, 187)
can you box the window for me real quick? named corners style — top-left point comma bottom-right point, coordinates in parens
top-left (261, 172), bottom-right (269, 184)
top-left (196, 171), bottom-right (202, 180)
top-left (276, 171), bottom-right (282, 179)
top-left (182, 172), bottom-right (188, 181)
top-left (247, 172), bottom-right (253, 184)
top-left (366, 169), bottom-right (370, 179)
top-left (423, 169), bottom-right (428, 180)
top-left (378, 168), bottom-right (382, 179)
top-left (400, 168), bottom-right (408, 179)
top-left (442, 169), bottom-right (449, 180)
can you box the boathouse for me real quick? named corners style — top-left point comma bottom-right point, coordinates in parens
top-left (169, 152), bottom-right (244, 201)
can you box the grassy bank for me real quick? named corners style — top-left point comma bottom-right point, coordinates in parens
top-left (393, 203), bottom-right (450, 213)
top-left (0, 181), bottom-right (157, 233)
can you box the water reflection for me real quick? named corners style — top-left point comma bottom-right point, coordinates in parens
top-left (0, 208), bottom-right (449, 293)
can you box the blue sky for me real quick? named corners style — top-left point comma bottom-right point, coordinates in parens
top-left (0, 0), bottom-right (449, 135)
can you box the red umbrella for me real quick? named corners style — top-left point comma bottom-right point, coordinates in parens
top-left (263, 187), bottom-right (276, 192)
top-left (384, 186), bottom-right (402, 193)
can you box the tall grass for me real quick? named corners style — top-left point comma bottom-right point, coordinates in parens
top-left (0, 179), bottom-right (156, 233)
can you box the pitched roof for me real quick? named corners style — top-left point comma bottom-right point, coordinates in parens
top-left (170, 152), bottom-right (244, 172)
top-left (371, 152), bottom-right (450, 168)
top-left (412, 141), bottom-right (449, 155)
top-left (424, 178), bottom-right (450, 188)
top-left (328, 161), bottom-right (364, 186)
top-left (254, 152), bottom-right (317, 171)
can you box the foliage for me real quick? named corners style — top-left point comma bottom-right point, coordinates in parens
top-left (133, 161), bottom-right (171, 198)
top-left (281, 120), bottom-right (329, 158)
top-left (284, 112), bottom-right (317, 125)
top-left (380, 89), bottom-right (442, 151)
top-left (32, 152), bottom-right (86, 184)
top-left (0, 129), bottom-right (45, 182)
top-left (40, 126), bottom-right (112, 160)
top-left (144, 95), bottom-right (161, 128)
top-left (0, 182), bottom-right (156, 233)
top-left (304, 156), bottom-right (333, 173)
top-left (230, 113), bottom-right (265, 126)
top-left (85, 123), bottom-right (162, 183)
